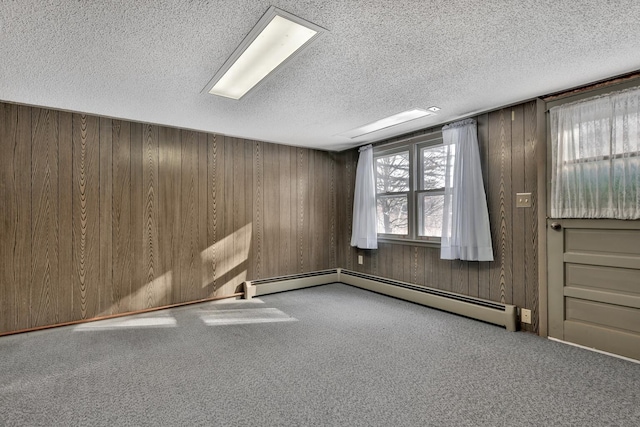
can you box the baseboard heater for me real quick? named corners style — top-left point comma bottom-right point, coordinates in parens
top-left (244, 269), bottom-right (340, 299)
top-left (338, 269), bottom-right (517, 332)
top-left (244, 268), bottom-right (517, 331)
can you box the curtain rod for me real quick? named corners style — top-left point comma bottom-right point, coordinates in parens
top-left (545, 77), bottom-right (640, 112)
top-left (365, 127), bottom-right (443, 152)
top-left (542, 71), bottom-right (640, 102)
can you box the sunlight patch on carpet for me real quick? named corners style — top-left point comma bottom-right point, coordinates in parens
top-left (199, 308), bottom-right (297, 326)
top-left (74, 314), bottom-right (177, 331)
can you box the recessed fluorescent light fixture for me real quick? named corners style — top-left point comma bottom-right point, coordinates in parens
top-left (203, 6), bottom-right (325, 100)
top-left (338, 109), bottom-right (434, 139)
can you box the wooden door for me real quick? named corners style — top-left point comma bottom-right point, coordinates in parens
top-left (548, 219), bottom-right (640, 360)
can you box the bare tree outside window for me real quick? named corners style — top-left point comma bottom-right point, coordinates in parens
top-left (418, 145), bottom-right (455, 237)
top-left (419, 145), bottom-right (453, 238)
top-left (375, 152), bottom-right (409, 234)
top-left (420, 194), bottom-right (445, 236)
top-left (422, 146), bottom-right (448, 190)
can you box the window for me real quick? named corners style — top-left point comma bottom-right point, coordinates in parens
top-left (375, 151), bottom-right (410, 235)
top-left (550, 86), bottom-right (640, 219)
top-left (418, 144), bottom-right (453, 238)
top-left (374, 133), bottom-right (445, 243)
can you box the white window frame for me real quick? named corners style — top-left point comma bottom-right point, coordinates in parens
top-left (373, 132), bottom-right (444, 246)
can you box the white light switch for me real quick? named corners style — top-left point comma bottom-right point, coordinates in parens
top-left (358, 255), bottom-right (363, 265)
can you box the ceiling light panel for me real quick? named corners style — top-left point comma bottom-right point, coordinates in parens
top-left (205, 7), bottom-right (325, 100)
top-left (338, 109), bottom-right (434, 139)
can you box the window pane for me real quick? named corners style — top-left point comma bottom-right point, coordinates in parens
top-left (376, 195), bottom-right (408, 234)
top-left (421, 145), bottom-right (454, 190)
top-left (376, 152), bottom-right (410, 193)
top-left (418, 194), bottom-right (444, 237)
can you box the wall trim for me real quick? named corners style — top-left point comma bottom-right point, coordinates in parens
top-left (0, 292), bottom-right (244, 338)
top-left (4, 268), bottom-right (521, 336)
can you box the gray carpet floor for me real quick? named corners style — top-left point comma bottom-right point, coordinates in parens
top-left (1, 283), bottom-right (639, 426)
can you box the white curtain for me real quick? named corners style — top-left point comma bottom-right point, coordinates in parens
top-left (351, 144), bottom-right (378, 249)
top-left (441, 119), bottom-right (493, 261)
top-left (550, 86), bottom-right (640, 219)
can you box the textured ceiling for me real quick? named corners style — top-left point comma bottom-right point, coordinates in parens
top-left (2, 1), bottom-right (640, 151)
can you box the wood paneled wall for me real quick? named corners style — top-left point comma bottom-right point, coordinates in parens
top-left (0, 98), bottom-right (541, 335)
top-left (336, 101), bottom-right (540, 333)
top-left (0, 102), bottom-right (336, 334)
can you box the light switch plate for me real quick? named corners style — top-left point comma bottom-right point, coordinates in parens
top-left (516, 192), bottom-right (532, 208)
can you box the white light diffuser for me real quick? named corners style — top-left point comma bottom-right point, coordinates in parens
top-left (205, 7), bottom-right (324, 100)
top-left (338, 109), bottom-right (434, 139)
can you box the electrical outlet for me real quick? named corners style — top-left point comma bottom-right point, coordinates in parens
top-left (358, 255), bottom-right (364, 265)
top-left (521, 308), bottom-right (532, 324)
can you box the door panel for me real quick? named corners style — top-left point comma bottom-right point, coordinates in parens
top-left (566, 298), bottom-right (640, 334)
top-left (566, 264), bottom-right (640, 295)
top-left (563, 321), bottom-right (640, 360)
top-left (565, 228), bottom-right (640, 255)
top-left (548, 219), bottom-right (640, 360)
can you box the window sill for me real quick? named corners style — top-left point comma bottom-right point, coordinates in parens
top-left (376, 237), bottom-right (441, 249)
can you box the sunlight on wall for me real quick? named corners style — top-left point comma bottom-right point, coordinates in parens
top-left (98, 270), bottom-right (174, 317)
top-left (91, 222), bottom-right (253, 320)
top-left (200, 223), bottom-right (253, 290)
top-left (217, 271), bottom-right (248, 296)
